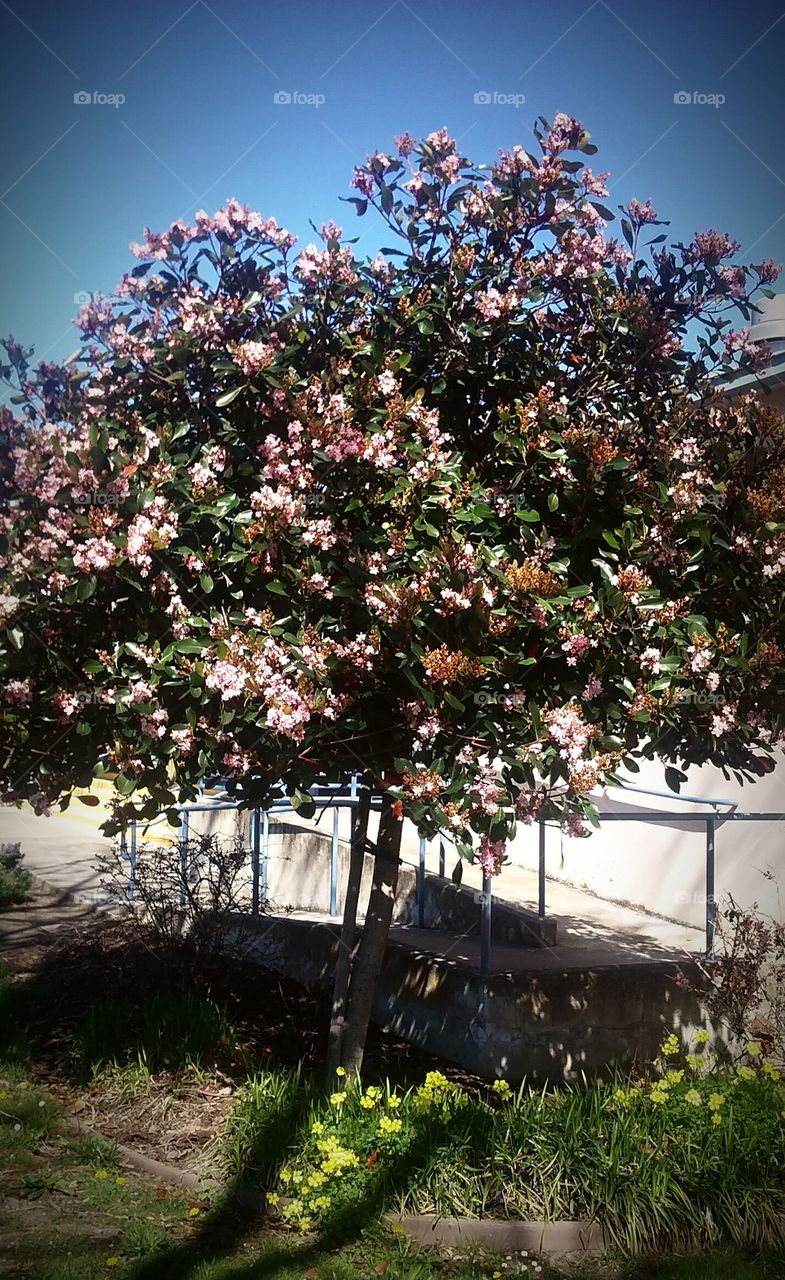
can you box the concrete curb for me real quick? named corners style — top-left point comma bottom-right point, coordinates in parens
top-left (64, 1114), bottom-right (220, 1192)
top-left (385, 1213), bottom-right (605, 1258)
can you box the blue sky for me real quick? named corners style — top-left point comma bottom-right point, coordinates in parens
top-left (2, 0), bottom-right (784, 362)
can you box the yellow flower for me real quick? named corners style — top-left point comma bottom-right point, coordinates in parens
top-left (105, 1259), bottom-right (119, 1268)
top-left (360, 1094), bottom-right (376, 1110)
top-left (188, 1207), bottom-right (201, 1217)
top-left (329, 1091), bottom-right (347, 1107)
top-left (95, 1170), bottom-right (108, 1180)
top-left (685, 1089), bottom-right (701, 1106)
top-left (279, 1168), bottom-right (292, 1185)
top-left (492, 1079), bottom-right (512, 1098)
top-left (267, 1192), bottom-right (279, 1205)
top-left (666, 1070), bottom-right (684, 1084)
top-left (392, 1223), bottom-right (405, 1234)
top-left (762, 1061), bottom-right (781, 1080)
top-left (114, 1176), bottom-right (125, 1186)
top-left (335, 1066), bottom-right (346, 1077)
top-left (686, 1053), bottom-right (703, 1071)
top-left (311, 1121), bottom-right (324, 1134)
top-left (291, 1171), bottom-right (303, 1185)
top-left (746, 1041), bottom-right (762, 1057)
top-left (711, 1113), bottom-right (722, 1126)
top-left (707, 1092), bottom-right (725, 1111)
top-left (661, 1033), bottom-right (680, 1057)
top-left (736, 1064), bottom-right (756, 1081)
top-left (387, 1093), bottom-right (401, 1110)
top-left (694, 1029), bottom-right (710, 1045)
top-left (379, 1115), bottom-right (403, 1134)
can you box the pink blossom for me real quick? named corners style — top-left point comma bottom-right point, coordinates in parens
top-left (478, 834), bottom-right (505, 878)
top-left (4, 678), bottom-right (31, 707)
top-left (206, 660), bottom-right (248, 701)
top-left (639, 647), bottom-right (662, 674)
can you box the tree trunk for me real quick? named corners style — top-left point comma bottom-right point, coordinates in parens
top-left (340, 789), bottom-right (403, 1076)
top-left (326, 775), bottom-right (372, 1080)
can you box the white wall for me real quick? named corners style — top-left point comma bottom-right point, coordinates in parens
top-left (508, 756), bottom-right (785, 927)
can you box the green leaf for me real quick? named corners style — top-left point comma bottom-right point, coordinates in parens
top-left (215, 386), bottom-right (244, 408)
top-left (665, 766), bottom-right (688, 794)
top-left (290, 788), bottom-right (316, 818)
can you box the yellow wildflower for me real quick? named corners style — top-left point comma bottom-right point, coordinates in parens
top-left (387, 1093), bottom-right (401, 1109)
top-left (267, 1192), bottom-right (279, 1205)
top-left (188, 1207), bottom-right (200, 1217)
top-left (694, 1029), bottom-right (710, 1045)
top-left (329, 1091), bottom-right (347, 1107)
top-left (311, 1121), bottom-right (324, 1134)
top-left (360, 1094), bottom-right (376, 1110)
top-left (711, 1113), bottom-right (722, 1126)
top-left (95, 1170), bottom-right (108, 1180)
top-left (762, 1061), bottom-right (781, 1080)
top-left (685, 1089), bottom-right (701, 1106)
top-left (114, 1176), bottom-right (125, 1186)
top-left (492, 1079), bottom-right (512, 1098)
top-left (746, 1041), bottom-right (762, 1057)
top-left (335, 1066), bottom-right (346, 1077)
top-left (661, 1033), bottom-right (680, 1057)
top-left (666, 1069), bottom-right (684, 1084)
top-left (105, 1260), bottom-right (119, 1269)
top-left (707, 1092), bottom-right (725, 1111)
top-left (379, 1115), bottom-right (403, 1134)
top-left (736, 1064), bottom-right (756, 1081)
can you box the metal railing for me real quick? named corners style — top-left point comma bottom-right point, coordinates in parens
top-left (117, 778), bottom-right (785, 974)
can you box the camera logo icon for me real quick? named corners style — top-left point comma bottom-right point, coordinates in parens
top-left (74, 90), bottom-right (92, 105)
top-left (273, 90), bottom-right (292, 105)
top-left (474, 90), bottom-right (492, 105)
top-left (73, 291), bottom-right (91, 306)
top-left (673, 91), bottom-right (692, 105)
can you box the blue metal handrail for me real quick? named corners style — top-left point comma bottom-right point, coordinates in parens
top-left (118, 778), bottom-right (785, 974)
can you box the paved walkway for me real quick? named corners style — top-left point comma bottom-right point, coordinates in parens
top-left (0, 802), bottom-right (706, 972)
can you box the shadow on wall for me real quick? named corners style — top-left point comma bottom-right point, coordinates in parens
top-left (228, 914), bottom-right (728, 1083)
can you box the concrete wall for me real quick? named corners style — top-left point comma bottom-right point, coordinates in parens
top-left (507, 757), bottom-right (784, 930)
top-left (227, 915), bottom-right (724, 1081)
top-left (185, 807), bottom-right (553, 945)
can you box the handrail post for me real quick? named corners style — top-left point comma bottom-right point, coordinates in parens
top-left (538, 818), bottom-right (546, 920)
top-left (417, 836), bottom-right (426, 928)
top-left (705, 817), bottom-right (716, 960)
top-left (178, 809), bottom-right (189, 907)
top-left (251, 809), bottom-right (261, 916)
top-left (330, 805), bottom-right (339, 917)
top-left (438, 834), bottom-right (445, 878)
top-left (480, 874), bottom-right (492, 975)
top-left (262, 810), bottom-right (269, 907)
top-left (128, 819), bottom-right (137, 903)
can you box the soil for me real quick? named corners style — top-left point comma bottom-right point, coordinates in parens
top-left (0, 882), bottom-right (476, 1179)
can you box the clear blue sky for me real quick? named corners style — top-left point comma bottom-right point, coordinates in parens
top-left (2, 0), bottom-right (784, 362)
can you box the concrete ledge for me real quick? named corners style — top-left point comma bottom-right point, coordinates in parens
top-left (227, 915), bottom-right (717, 1080)
top-left (385, 1213), bottom-right (605, 1257)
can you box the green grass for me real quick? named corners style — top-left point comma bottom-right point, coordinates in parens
top-left (220, 1065), bottom-right (785, 1254)
top-left (65, 990), bottom-right (238, 1082)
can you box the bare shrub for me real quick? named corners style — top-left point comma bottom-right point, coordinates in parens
top-left (96, 832), bottom-right (253, 957)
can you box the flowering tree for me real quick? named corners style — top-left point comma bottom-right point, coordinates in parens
top-left (2, 116), bottom-right (784, 1069)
